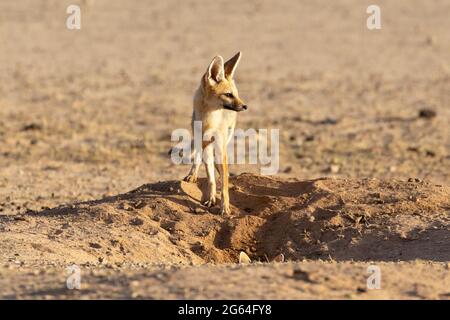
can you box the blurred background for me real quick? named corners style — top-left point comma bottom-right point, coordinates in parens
top-left (0, 0), bottom-right (449, 214)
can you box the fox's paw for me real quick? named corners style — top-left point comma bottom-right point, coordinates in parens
top-left (183, 174), bottom-right (197, 183)
top-left (202, 196), bottom-right (216, 207)
top-left (220, 204), bottom-right (231, 216)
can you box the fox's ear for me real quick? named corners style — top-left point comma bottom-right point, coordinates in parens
top-left (224, 51), bottom-right (241, 79)
top-left (206, 56), bottom-right (225, 84)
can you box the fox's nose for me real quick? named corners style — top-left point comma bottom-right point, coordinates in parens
top-left (242, 105), bottom-right (248, 110)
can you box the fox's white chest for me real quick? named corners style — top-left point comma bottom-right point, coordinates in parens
top-left (201, 109), bottom-right (235, 132)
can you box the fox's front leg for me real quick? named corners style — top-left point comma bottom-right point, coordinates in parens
top-left (202, 143), bottom-right (216, 207)
top-left (218, 149), bottom-right (231, 215)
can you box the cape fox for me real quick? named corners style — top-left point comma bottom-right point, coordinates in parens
top-left (184, 52), bottom-right (247, 215)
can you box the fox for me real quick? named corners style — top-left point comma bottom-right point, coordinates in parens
top-left (183, 52), bottom-right (247, 215)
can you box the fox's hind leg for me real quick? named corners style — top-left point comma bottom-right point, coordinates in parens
top-left (184, 154), bottom-right (200, 183)
top-left (184, 163), bottom-right (200, 183)
top-left (184, 139), bottom-right (201, 183)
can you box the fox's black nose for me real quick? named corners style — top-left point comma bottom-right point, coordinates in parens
top-left (242, 105), bottom-right (248, 110)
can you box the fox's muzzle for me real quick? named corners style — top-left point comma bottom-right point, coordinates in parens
top-left (223, 104), bottom-right (248, 112)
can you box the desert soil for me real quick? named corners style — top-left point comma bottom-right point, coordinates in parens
top-left (0, 0), bottom-right (449, 299)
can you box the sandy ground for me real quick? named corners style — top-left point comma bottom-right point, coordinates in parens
top-left (0, 0), bottom-right (449, 299)
top-left (1, 262), bottom-right (449, 299)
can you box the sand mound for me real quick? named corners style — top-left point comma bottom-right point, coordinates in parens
top-left (0, 173), bottom-right (449, 266)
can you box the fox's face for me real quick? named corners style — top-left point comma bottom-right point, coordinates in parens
top-left (202, 52), bottom-right (247, 112)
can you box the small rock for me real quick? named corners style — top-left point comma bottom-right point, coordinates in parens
top-left (120, 203), bottom-right (132, 211)
top-left (418, 108), bottom-right (436, 119)
top-left (318, 117), bottom-right (338, 125)
top-left (425, 150), bottom-right (435, 157)
top-left (291, 268), bottom-right (316, 283)
top-left (273, 253), bottom-right (285, 263)
top-left (169, 235), bottom-right (180, 244)
top-left (295, 152), bottom-right (304, 159)
top-left (369, 192), bottom-right (381, 198)
top-left (89, 242), bottom-right (102, 249)
top-left (424, 35), bottom-right (435, 46)
top-left (407, 146), bottom-right (420, 153)
top-left (357, 287), bottom-right (367, 293)
top-left (193, 207), bottom-right (207, 214)
top-left (130, 217), bottom-right (144, 226)
top-left (21, 123), bottom-right (43, 131)
top-left (134, 200), bottom-right (146, 209)
top-left (304, 135), bottom-right (315, 142)
top-left (329, 165), bottom-right (340, 174)
top-left (283, 166), bottom-right (292, 173)
top-left (239, 252), bottom-right (251, 264)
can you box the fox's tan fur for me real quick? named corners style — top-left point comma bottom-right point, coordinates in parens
top-left (184, 52), bottom-right (247, 215)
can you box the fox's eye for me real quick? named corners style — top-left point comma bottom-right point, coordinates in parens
top-left (224, 93), bottom-right (234, 98)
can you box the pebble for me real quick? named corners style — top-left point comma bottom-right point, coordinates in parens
top-left (418, 108), bottom-right (436, 119)
top-left (330, 165), bottom-right (340, 174)
top-left (283, 166), bottom-right (292, 173)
